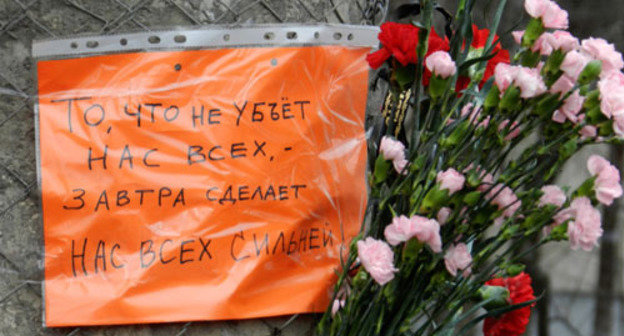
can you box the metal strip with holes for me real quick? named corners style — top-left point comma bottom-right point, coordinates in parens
top-left (32, 24), bottom-right (380, 58)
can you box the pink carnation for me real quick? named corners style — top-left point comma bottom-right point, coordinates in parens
top-left (426, 51), bottom-right (457, 78)
top-left (494, 63), bottom-right (519, 92)
top-left (437, 207), bottom-right (452, 225)
top-left (444, 243), bottom-right (472, 277)
top-left (553, 207), bottom-right (574, 226)
top-left (379, 136), bottom-right (405, 161)
top-left (379, 136), bottom-right (410, 175)
top-left (412, 216), bottom-right (442, 253)
top-left (541, 2), bottom-right (569, 29)
top-left (581, 37), bottom-right (624, 76)
top-left (552, 90), bottom-right (585, 124)
top-left (495, 64), bottom-right (546, 98)
top-left (550, 31), bottom-right (579, 52)
top-left (580, 125), bottom-right (597, 140)
top-left (357, 238), bottom-right (398, 285)
top-left (550, 74), bottom-right (575, 98)
top-left (515, 67), bottom-right (547, 98)
top-left (587, 155), bottom-right (623, 205)
top-left (384, 215), bottom-right (443, 253)
top-left (385, 215), bottom-right (442, 253)
top-left (490, 184), bottom-right (521, 218)
top-left (393, 158), bottom-right (409, 175)
top-left (524, 0), bottom-right (569, 29)
top-left (437, 168), bottom-right (465, 195)
top-left (539, 185), bottom-right (566, 207)
top-left (567, 197), bottom-right (602, 251)
top-left (524, 0), bottom-right (547, 18)
top-left (534, 31), bottom-right (579, 55)
top-left (560, 50), bottom-right (592, 81)
top-left (384, 215), bottom-right (414, 246)
top-left (598, 72), bottom-right (624, 118)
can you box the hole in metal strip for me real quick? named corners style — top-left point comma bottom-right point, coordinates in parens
top-left (286, 31), bottom-right (297, 39)
top-left (120, 38), bottom-right (128, 46)
top-left (174, 35), bottom-right (186, 43)
top-left (148, 36), bottom-right (161, 44)
top-left (70, 42), bottom-right (78, 49)
top-left (347, 33), bottom-right (354, 41)
top-left (264, 32), bottom-right (275, 40)
top-left (223, 34), bottom-right (230, 41)
top-left (86, 41), bottom-right (99, 48)
top-left (314, 32), bottom-right (320, 39)
top-left (333, 32), bottom-right (342, 40)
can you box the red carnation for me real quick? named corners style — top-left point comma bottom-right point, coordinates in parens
top-left (482, 272), bottom-right (536, 336)
top-left (456, 25), bottom-right (511, 91)
top-left (366, 22), bottom-right (449, 70)
top-left (471, 25), bottom-right (510, 86)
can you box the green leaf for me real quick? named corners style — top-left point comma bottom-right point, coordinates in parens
top-left (442, 120), bottom-right (471, 148)
top-left (409, 184), bottom-right (424, 208)
top-left (549, 222), bottom-right (569, 240)
top-left (458, 52), bottom-right (497, 73)
top-left (558, 138), bottom-right (578, 159)
top-left (403, 239), bottom-right (423, 261)
top-left (573, 176), bottom-right (596, 198)
top-left (411, 155), bottom-right (427, 172)
top-left (463, 191), bottom-right (482, 206)
top-left (374, 155), bottom-right (391, 184)
top-left (395, 65), bottom-right (416, 91)
top-left (599, 120), bottom-right (614, 136)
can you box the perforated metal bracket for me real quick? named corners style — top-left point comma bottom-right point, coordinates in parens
top-left (32, 24), bottom-right (380, 58)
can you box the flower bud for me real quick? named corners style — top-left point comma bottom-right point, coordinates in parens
top-left (420, 185), bottom-right (449, 214)
top-left (484, 85), bottom-right (501, 110)
top-left (522, 18), bottom-right (545, 48)
top-left (506, 264), bottom-right (526, 277)
top-left (428, 75), bottom-right (448, 100)
top-left (577, 60), bottom-right (602, 85)
top-left (499, 86), bottom-right (522, 111)
top-left (478, 285), bottom-right (511, 310)
top-left (352, 268), bottom-right (369, 288)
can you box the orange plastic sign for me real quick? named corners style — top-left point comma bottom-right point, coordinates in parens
top-left (37, 45), bottom-right (369, 326)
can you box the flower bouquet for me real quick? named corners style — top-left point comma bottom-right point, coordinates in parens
top-left (316, 0), bottom-right (624, 335)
